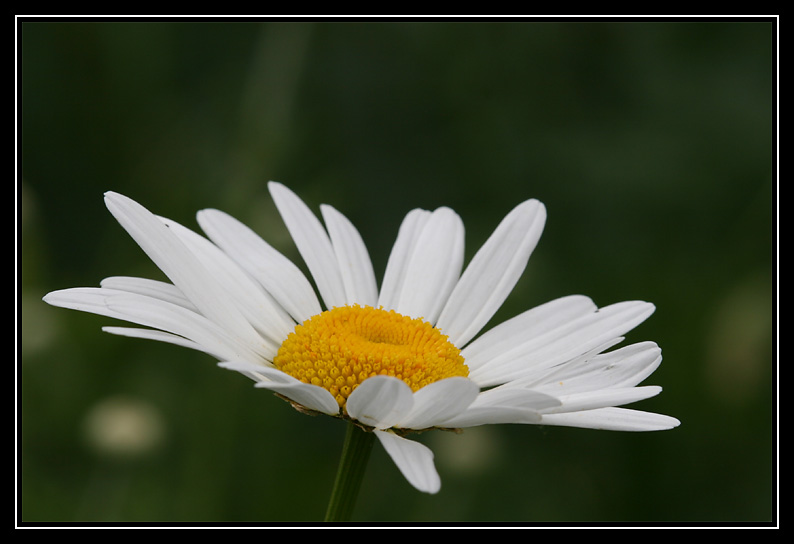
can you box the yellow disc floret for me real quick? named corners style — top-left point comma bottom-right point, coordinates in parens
top-left (273, 305), bottom-right (468, 410)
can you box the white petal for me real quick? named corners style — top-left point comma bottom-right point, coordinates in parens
top-left (374, 430), bottom-right (441, 494)
top-left (219, 361), bottom-right (340, 416)
top-left (197, 208), bottom-right (322, 323)
top-left (462, 295), bottom-right (598, 371)
top-left (531, 342), bottom-right (663, 394)
top-left (216, 360), bottom-right (279, 384)
top-left (44, 288), bottom-right (262, 362)
top-left (397, 377), bottom-right (480, 430)
top-left (268, 182), bottom-right (347, 310)
top-left (436, 199), bottom-right (546, 348)
top-left (469, 301), bottom-right (656, 387)
top-left (469, 387), bottom-right (561, 411)
top-left (159, 215), bottom-right (294, 350)
top-left (546, 386), bottom-right (663, 414)
top-left (102, 292), bottom-right (269, 361)
top-left (437, 405), bottom-right (543, 428)
top-left (435, 385), bottom-right (560, 427)
top-left (345, 376), bottom-right (414, 430)
top-left (378, 209), bottom-right (431, 312)
top-left (508, 336), bottom-right (627, 390)
top-left (100, 276), bottom-right (197, 312)
top-left (482, 337), bottom-right (624, 395)
top-left (539, 407), bottom-right (681, 431)
top-left (102, 326), bottom-right (216, 357)
top-left (391, 207), bottom-right (464, 323)
top-left (320, 204), bottom-right (378, 307)
top-left (103, 192), bottom-right (266, 355)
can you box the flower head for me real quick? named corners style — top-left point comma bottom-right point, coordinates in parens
top-left (44, 182), bottom-right (679, 494)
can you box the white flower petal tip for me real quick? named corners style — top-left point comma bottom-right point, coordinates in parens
top-left (267, 181), bottom-right (380, 308)
top-left (437, 198), bottom-right (547, 347)
top-left (319, 203), bottom-right (379, 307)
top-left (383, 206), bottom-right (465, 322)
top-left (375, 430), bottom-right (441, 494)
top-left (540, 407), bottom-right (681, 432)
top-left (267, 181), bottom-right (348, 310)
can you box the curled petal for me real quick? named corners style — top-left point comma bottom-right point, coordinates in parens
top-left (346, 376), bottom-right (414, 430)
top-left (374, 430), bottom-right (441, 494)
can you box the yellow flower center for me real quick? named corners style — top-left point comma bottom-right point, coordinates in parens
top-left (274, 305), bottom-right (468, 410)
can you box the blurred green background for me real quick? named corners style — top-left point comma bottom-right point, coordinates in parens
top-left (19, 19), bottom-right (775, 524)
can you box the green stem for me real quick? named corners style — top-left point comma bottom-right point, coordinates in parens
top-left (324, 421), bottom-right (375, 522)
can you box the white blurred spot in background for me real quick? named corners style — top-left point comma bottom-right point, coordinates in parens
top-left (432, 426), bottom-right (502, 475)
top-left (83, 395), bottom-right (166, 457)
top-left (705, 271), bottom-right (772, 405)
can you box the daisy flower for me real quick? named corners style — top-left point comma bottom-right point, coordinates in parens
top-left (43, 182), bottom-right (679, 503)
